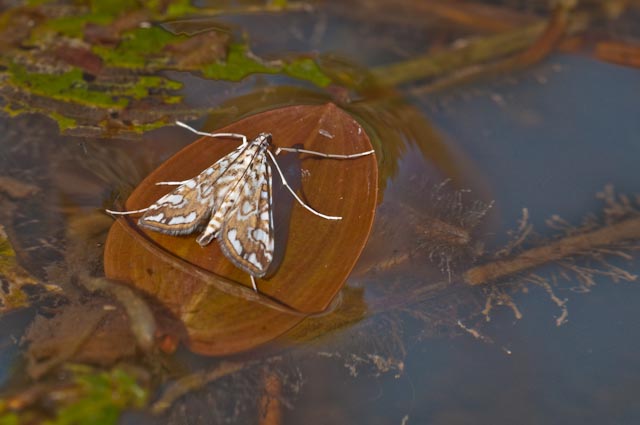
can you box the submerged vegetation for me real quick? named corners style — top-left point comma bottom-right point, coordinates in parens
top-left (0, 0), bottom-right (331, 135)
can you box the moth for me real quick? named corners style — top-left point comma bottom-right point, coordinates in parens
top-left (107, 121), bottom-right (375, 292)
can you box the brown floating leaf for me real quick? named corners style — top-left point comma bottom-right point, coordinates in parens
top-left (165, 30), bottom-right (230, 68)
top-left (53, 44), bottom-right (104, 76)
top-left (595, 39), bottom-right (640, 69)
top-left (104, 104), bottom-right (378, 355)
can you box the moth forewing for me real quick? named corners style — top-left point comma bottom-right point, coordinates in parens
top-left (136, 141), bottom-right (249, 235)
top-left (194, 135), bottom-right (267, 247)
top-left (136, 181), bottom-right (210, 236)
top-left (217, 140), bottom-right (274, 277)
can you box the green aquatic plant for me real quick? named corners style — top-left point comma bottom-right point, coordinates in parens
top-left (0, 366), bottom-right (147, 425)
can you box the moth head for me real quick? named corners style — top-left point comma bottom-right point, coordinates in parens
top-left (257, 132), bottom-right (272, 142)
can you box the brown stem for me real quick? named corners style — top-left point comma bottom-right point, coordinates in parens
top-left (465, 216), bottom-right (640, 285)
top-left (512, 2), bottom-right (571, 66)
top-left (371, 9), bottom-right (590, 88)
top-left (595, 39), bottom-right (640, 68)
top-left (259, 370), bottom-right (283, 425)
top-left (150, 359), bottom-right (257, 414)
top-left (411, 2), bottom-right (574, 95)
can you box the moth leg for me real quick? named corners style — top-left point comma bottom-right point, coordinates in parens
top-left (175, 121), bottom-right (248, 146)
top-left (275, 146), bottom-right (375, 159)
top-left (265, 150), bottom-right (342, 221)
top-left (250, 275), bottom-right (258, 292)
top-left (106, 207), bottom-right (151, 215)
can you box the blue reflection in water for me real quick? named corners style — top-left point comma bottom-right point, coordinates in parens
top-left (389, 54), bottom-right (640, 425)
top-left (431, 54), bottom-right (640, 236)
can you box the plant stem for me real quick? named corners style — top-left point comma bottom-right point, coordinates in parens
top-left (465, 216), bottom-right (640, 285)
top-left (370, 11), bottom-right (590, 87)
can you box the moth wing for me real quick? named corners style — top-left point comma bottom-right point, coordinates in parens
top-left (217, 153), bottom-right (274, 277)
top-left (195, 142), bottom-right (261, 246)
top-left (138, 144), bottom-right (246, 235)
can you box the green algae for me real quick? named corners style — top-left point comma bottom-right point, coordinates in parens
top-left (3, 64), bottom-right (183, 133)
top-left (0, 1), bottom-right (335, 136)
top-left (283, 58), bottom-right (332, 87)
top-left (45, 14), bottom-right (111, 38)
top-left (48, 366), bottom-right (147, 425)
top-left (106, 75), bottom-right (183, 100)
top-left (202, 43), bottom-right (333, 86)
top-left (201, 43), bottom-right (278, 81)
top-left (8, 65), bottom-right (128, 108)
top-left (92, 26), bottom-right (187, 69)
top-left (164, 1), bottom-right (199, 18)
top-left (49, 112), bottom-right (78, 132)
top-left (0, 366), bottom-right (147, 425)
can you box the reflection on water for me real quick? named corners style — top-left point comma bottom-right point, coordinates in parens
top-left (0, 2), bottom-right (639, 424)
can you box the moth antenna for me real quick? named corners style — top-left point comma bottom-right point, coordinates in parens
top-left (266, 150), bottom-right (342, 221)
top-left (175, 121), bottom-right (248, 146)
top-left (155, 180), bottom-right (190, 186)
top-left (106, 207), bottom-right (150, 215)
top-left (276, 146), bottom-right (375, 159)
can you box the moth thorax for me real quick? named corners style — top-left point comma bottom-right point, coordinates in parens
top-left (255, 133), bottom-right (272, 150)
top-left (256, 133), bottom-right (272, 143)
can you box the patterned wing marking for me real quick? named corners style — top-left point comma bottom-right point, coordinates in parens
top-left (195, 140), bottom-right (263, 246)
top-left (137, 142), bottom-right (248, 235)
top-left (216, 151), bottom-right (274, 277)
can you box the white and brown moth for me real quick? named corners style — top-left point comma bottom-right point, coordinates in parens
top-left (107, 121), bottom-right (374, 292)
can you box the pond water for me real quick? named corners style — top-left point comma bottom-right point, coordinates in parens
top-left (0, 1), bottom-right (639, 424)
top-left (284, 54), bottom-right (640, 425)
